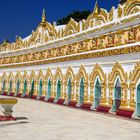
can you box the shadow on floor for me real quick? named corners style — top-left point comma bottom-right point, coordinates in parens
top-left (16, 117), bottom-right (29, 120)
top-left (0, 121), bottom-right (29, 127)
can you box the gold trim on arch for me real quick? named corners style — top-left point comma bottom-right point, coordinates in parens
top-left (54, 67), bottom-right (64, 98)
top-left (129, 61), bottom-right (140, 107)
top-left (124, 0), bottom-right (140, 16)
top-left (76, 65), bottom-right (88, 102)
top-left (90, 64), bottom-right (107, 104)
top-left (44, 68), bottom-right (53, 97)
top-left (64, 66), bottom-right (75, 100)
top-left (30, 70), bottom-right (37, 95)
top-left (108, 62), bottom-right (128, 107)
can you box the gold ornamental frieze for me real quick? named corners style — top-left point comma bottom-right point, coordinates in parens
top-left (0, 44), bottom-right (139, 69)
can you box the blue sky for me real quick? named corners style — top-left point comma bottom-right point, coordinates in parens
top-left (0, 0), bottom-right (119, 43)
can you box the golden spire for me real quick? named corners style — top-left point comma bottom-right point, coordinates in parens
top-left (93, 0), bottom-right (100, 17)
top-left (41, 8), bottom-right (46, 25)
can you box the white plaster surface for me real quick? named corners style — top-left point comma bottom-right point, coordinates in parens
top-left (0, 95), bottom-right (140, 140)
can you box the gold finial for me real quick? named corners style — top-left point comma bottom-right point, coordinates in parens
top-left (93, 0), bottom-right (100, 17)
top-left (41, 8), bottom-right (46, 24)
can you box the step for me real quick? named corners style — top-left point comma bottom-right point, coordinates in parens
top-left (81, 103), bottom-right (92, 110)
top-left (31, 95), bottom-right (37, 99)
top-left (57, 99), bottom-right (65, 105)
top-left (39, 96), bottom-right (45, 101)
top-left (116, 109), bottom-right (134, 118)
top-left (47, 98), bottom-right (54, 103)
top-left (97, 105), bottom-right (110, 113)
top-left (69, 101), bottom-right (77, 108)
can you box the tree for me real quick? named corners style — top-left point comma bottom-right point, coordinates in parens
top-left (56, 10), bottom-right (91, 25)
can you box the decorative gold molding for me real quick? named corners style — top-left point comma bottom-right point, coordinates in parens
top-left (30, 70), bottom-right (36, 81)
top-left (44, 68), bottom-right (53, 97)
top-left (129, 61), bottom-right (140, 107)
top-left (76, 65), bottom-right (88, 102)
top-left (124, 0), bottom-right (140, 16)
top-left (90, 64), bottom-right (107, 104)
top-left (54, 67), bottom-right (64, 98)
top-left (64, 66), bottom-right (75, 100)
top-left (0, 45), bottom-right (139, 69)
top-left (108, 62), bottom-right (128, 107)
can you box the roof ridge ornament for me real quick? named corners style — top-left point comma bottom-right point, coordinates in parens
top-left (93, 0), bottom-right (100, 17)
top-left (3, 38), bottom-right (9, 44)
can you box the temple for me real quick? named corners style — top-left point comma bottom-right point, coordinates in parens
top-left (0, 0), bottom-right (140, 119)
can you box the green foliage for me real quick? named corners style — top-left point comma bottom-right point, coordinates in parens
top-left (57, 10), bottom-right (91, 25)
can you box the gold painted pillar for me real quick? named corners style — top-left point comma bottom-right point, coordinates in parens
top-left (100, 83), bottom-right (107, 105)
top-left (71, 82), bottom-right (75, 100)
top-left (90, 82), bottom-right (94, 103)
top-left (64, 82), bottom-right (67, 99)
top-left (5, 80), bottom-right (8, 92)
top-left (12, 80), bottom-right (16, 93)
top-left (26, 80), bottom-right (29, 95)
top-left (76, 82), bottom-right (79, 101)
top-left (19, 80), bottom-right (23, 94)
top-left (27, 81), bottom-right (32, 95)
top-left (83, 82), bottom-right (88, 102)
top-left (73, 81), bottom-right (77, 101)
top-left (120, 86), bottom-right (128, 107)
top-left (42, 81), bottom-right (46, 96)
top-left (130, 86), bottom-right (135, 108)
top-left (60, 81), bottom-right (64, 98)
top-left (34, 81), bottom-right (38, 95)
top-left (0, 79), bottom-right (2, 92)
top-left (51, 81), bottom-right (55, 98)
top-left (109, 85), bottom-right (113, 106)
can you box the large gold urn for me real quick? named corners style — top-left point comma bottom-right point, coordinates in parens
top-left (0, 98), bottom-right (18, 116)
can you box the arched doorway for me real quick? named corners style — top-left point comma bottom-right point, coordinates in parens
top-left (64, 78), bottom-right (72, 105)
top-left (22, 79), bottom-right (27, 97)
top-left (136, 83), bottom-right (140, 117)
top-left (45, 79), bottom-right (51, 101)
top-left (2, 79), bottom-right (6, 94)
top-left (110, 78), bottom-right (121, 113)
top-left (54, 79), bottom-right (61, 103)
top-left (67, 78), bottom-right (72, 103)
top-left (16, 79), bottom-right (20, 95)
top-left (37, 79), bottom-right (43, 99)
top-left (8, 79), bottom-right (13, 95)
top-left (132, 83), bottom-right (140, 118)
top-left (76, 77), bottom-right (84, 107)
top-left (91, 78), bottom-right (101, 110)
top-left (29, 79), bottom-right (34, 98)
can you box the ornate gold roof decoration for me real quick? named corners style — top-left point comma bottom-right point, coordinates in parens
top-left (62, 18), bottom-right (79, 37)
top-left (130, 61), bottom-right (140, 84)
top-left (119, 0), bottom-right (127, 5)
top-left (1, 39), bottom-right (10, 45)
